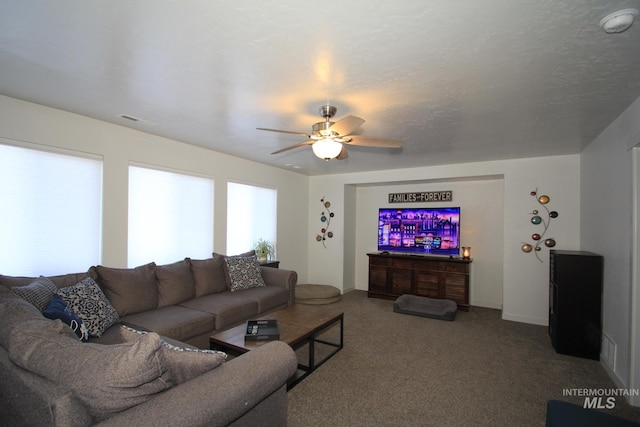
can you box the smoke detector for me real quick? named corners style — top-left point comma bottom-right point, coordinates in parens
top-left (599, 8), bottom-right (638, 33)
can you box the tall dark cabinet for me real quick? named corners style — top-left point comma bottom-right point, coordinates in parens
top-left (548, 250), bottom-right (603, 360)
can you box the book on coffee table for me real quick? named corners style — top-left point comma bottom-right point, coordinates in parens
top-left (244, 319), bottom-right (279, 341)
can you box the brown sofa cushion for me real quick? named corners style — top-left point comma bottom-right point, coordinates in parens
top-left (118, 325), bottom-right (226, 384)
top-left (90, 262), bottom-right (158, 316)
top-left (121, 305), bottom-right (215, 342)
top-left (0, 272), bottom-right (90, 290)
top-left (179, 292), bottom-right (259, 330)
top-left (156, 259), bottom-right (196, 307)
top-left (239, 286), bottom-right (289, 313)
top-left (9, 318), bottom-right (171, 421)
top-left (188, 257), bottom-right (227, 297)
top-left (0, 289), bottom-right (44, 348)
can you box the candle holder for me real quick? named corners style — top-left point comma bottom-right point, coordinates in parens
top-left (462, 247), bottom-right (471, 260)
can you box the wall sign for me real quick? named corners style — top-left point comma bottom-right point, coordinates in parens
top-left (388, 191), bottom-right (453, 203)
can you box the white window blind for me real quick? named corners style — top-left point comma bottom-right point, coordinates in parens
top-left (226, 181), bottom-right (277, 256)
top-left (128, 165), bottom-right (214, 266)
top-left (0, 143), bottom-right (103, 276)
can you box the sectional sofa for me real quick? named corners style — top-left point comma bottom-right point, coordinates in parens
top-left (0, 253), bottom-right (299, 426)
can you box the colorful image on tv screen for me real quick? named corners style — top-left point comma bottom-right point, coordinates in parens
top-left (378, 207), bottom-right (461, 256)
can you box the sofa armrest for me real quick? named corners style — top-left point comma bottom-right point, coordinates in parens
top-left (260, 267), bottom-right (297, 306)
top-left (97, 340), bottom-right (297, 427)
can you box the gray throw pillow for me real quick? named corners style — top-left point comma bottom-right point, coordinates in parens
top-left (57, 277), bottom-right (120, 337)
top-left (119, 325), bottom-right (227, 384)
top-left (224, 255), bottom-right (266, 292)
top-left (12, 276), bottom-right (58, 311)
top-left (8, 319), bottom-right (171, 421)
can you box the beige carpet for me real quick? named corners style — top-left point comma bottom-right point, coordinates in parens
top-left (287, 290), bottom-right (640, 426)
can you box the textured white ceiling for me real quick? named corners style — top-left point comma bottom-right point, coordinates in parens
top-left (1, 1), bottom-right (639, 175)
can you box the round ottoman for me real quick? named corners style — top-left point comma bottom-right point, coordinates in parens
top-left (296, 284), bottom-right (341, 305)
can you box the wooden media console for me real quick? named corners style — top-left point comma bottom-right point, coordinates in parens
top-left (367, 252), bottom-right (472, 311)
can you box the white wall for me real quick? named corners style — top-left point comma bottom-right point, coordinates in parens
top-left (4, 91), bottom-right (637, 400)
top-left (308, 155), bottom-right (581, 325)
top-left (353, 178), bottom-right (504, 309)
top-left (0, 95), bottom-right (310, 279)
top-left (581, 95), bottom-right (640, 398)
top-left (307, 175), bottom-right (347, 287)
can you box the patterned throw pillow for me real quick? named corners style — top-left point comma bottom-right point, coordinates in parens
top-left (57, 277), bottom-right (120, 337)
top-left (42, 295), bottom-right (89, 342)
top-left (12, 277), bottom-right (58, 311)
top-left (119, 325), bottom-right (227, 384)
top-left (224, 255), bottom-right (266, 292)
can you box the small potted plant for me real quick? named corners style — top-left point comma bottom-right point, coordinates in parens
top-left (254, 238), bottom-right (275, 263)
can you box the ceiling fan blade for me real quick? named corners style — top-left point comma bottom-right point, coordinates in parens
top-left (271, 140), bottom-right (314, 154)
top-left (336, 145), bottom-right (349, 160)
top-left (345, 135), bottom-right (403, 148)
top-left (329, 115), bottom-right (365, 136)
top-left (257, 127), bottom-right (310, 137)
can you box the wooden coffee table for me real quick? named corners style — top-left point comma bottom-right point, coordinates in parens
top-left (210, 304), bottom-right (343, 389)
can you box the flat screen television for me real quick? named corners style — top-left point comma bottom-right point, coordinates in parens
top-left (378, 207), bottom-right (461, 256)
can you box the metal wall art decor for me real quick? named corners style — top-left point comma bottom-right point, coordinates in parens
top-left (521, 188), bottom-right (558, 262)
top-left (316, 197), bottom-right (335, 248)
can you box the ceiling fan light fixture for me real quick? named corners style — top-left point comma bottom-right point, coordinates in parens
top-left (312, 121), bottom-right (335, 137)
top-left (260, 104), bottom-right (403, 160)
top-left (312, 138), bottom-right (343, 160)
top-left (600, 8), bottom-right (637, 33)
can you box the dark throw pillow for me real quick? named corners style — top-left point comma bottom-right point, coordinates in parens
top-left (43, 295), bottom-right (89, 342)
top-left (224, 254), bottom-right (266, 292)
top-left (57, 277), bottom-right (120, 337)
top-left (12, 276), bottom-right (58, 311)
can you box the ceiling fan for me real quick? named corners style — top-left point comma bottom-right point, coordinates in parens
top-left (257, 105), bottom-right (403, 160)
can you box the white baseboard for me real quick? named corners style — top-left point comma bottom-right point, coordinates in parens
top-left (598, 359), bottom-right (640, 406)
top-left (471, 300), bottom-right (502, 310)
top-left (502, 312), bottom-right (548, 326)
top-left (601, 358), bottom-right (626, 389)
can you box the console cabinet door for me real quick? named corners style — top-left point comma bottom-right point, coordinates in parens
top-left (368, 265), bottom-right (388, 294)
top-left (415, 270), bottom-right (440, 298)
top-left (367, 253), bottom-right (471, 311)
top-left (391, 259), bottom-right (414, 295)
top-left (442, 273), bottom-right (468, 306)
top-left (391, 268), bottom-right (413, 295)
top-left (368, 257), bottom-right (390, 295)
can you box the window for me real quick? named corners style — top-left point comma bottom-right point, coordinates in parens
top-left (0, 142), bottom-right (103, 276)
top-left (128, 165), bottom-right (214, 266)
top-left (226, 182), bottom-right (277, 256)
